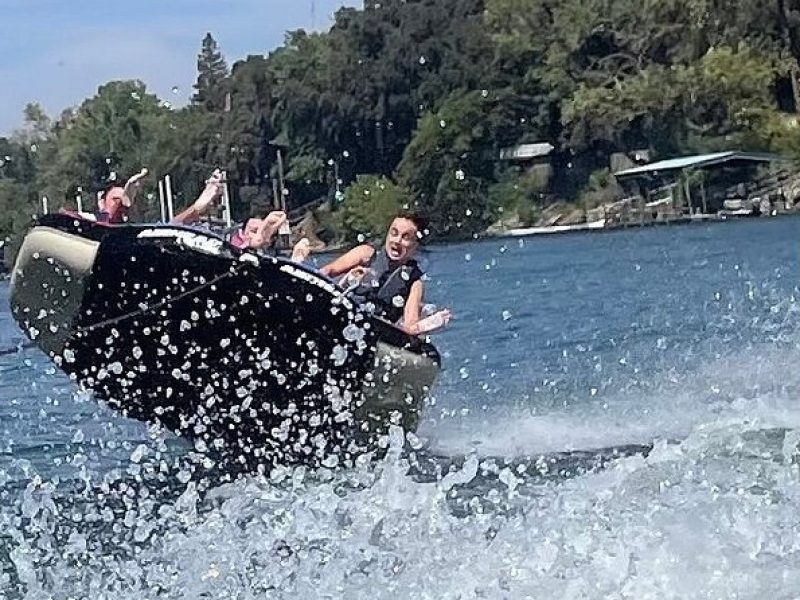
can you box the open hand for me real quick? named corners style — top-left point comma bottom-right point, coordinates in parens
top-left (122, 167), bottom-right (148, 206)
top-left (262, 210), bottom-right (287, 233)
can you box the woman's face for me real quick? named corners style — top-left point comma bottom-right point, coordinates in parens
top-left (384, 217), bottom-right (419, 262)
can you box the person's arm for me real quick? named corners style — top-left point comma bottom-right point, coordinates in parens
top-left (400, 279), bottom-right (452, 335)
top-left (400, 279), bottom-right (424, 333)
top-left (123, 168), bottom-right (148, 205)
top-left (171, 170), bottom-right (223, 225)
top-left (249, 211), bottom-right (287, 249)
top-left (320, 245), bottom-right (375, 278)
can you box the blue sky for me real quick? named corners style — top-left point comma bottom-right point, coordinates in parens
top-left (0, 0), bottom-right (360, 135)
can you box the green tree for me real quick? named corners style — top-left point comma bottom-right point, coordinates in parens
top-left (397, 90), bottom-right (506, 236)
top-left (338, 174), bottom-right (411, 241)
top-left (193, 33), bottom-right (230, 113)
top-left (563, 46), bottom-right (783, 154)
top-left (36, 81), bottom-right (171, 214)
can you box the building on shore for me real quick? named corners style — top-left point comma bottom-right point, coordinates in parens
top-left (611, 151), bottom-right (795, 226)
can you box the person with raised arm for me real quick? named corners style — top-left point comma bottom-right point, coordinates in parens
top-left (65, 168), bottom-right (149, 223)
top-left (171, 169), bottom-right (288, 251)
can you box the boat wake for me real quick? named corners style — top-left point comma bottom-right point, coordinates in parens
top-left (3, 413), bottom-right (800, 599)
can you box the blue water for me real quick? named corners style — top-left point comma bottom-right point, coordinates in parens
top-left (3, 217), bottom-right (800, 598)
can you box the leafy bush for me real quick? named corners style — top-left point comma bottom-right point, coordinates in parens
top-left (338, 175), bottom-right (412, 242)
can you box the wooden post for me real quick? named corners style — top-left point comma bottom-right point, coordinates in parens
top-left (158, 179), bottom-right (166, 222)
top-left (684, 176), bottom-right (693, 214)
top-left (221, 170), bottom-right (232, 228)
top-left (277, 151), bottom-right (287, 208)
top-left (275, 150), bottom-right (291, 244)
top-left (700, 179), bottom-right (708, 215)
top-left (165, 175), bottom-right (174, 222)
top-left (272, 179), bottom-right (280, 210)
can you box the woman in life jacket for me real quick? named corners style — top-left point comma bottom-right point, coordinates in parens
top-left (319, 213), bottom-right (452, 336)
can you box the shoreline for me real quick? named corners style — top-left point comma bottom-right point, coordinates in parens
top-left (484, 210), bottom-right (800, 241)
top-left (306, 211), bottom-right (800, 255)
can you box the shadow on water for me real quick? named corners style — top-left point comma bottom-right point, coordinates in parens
top-left (406, 441), bottom-right (655, 517)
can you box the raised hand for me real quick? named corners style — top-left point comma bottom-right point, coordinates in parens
top-left (263, 210), bottom-right (287, 232)
top-left (249, 211), bottom-right (287, 249)
top-left (290, 237), bottom-right (312, 262)
top-left (122, 167), bottom-right (148, 206)
top-left (192, 169), bottom-right (224, 215)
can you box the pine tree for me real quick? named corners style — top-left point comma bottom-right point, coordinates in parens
top-left (193, 33), bottom-right (230, 112)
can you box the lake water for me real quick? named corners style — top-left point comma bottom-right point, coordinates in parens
top-left (2, 217), bottom-right (800, 598)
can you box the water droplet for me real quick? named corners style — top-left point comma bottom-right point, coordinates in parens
top-left (343, 324), bottom-right (365, 342)
top-left (331, 345), bottom-right (348, 366)
top-left (130, 444), bottom-right (147, 463)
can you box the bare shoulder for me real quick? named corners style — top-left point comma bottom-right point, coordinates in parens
top-left (321, 244), bottom-right (375, 276)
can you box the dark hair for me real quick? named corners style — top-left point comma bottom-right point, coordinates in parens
top-left (394, 211), bottom-right (428, 235)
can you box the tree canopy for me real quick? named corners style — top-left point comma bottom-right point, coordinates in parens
top-left (3, 0), bottom-right (800, 258)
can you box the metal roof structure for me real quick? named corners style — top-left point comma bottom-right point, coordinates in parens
top-left (614, 151), bottom-right (788, 179)
top-left (499, 142), bottom-right (555, 161)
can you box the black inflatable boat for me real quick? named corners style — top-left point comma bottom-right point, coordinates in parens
top-left (9, 214), bottom-right (440, 469)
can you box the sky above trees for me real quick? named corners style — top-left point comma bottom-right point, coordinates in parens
top-left (0, 0), bottom-right (358, 135)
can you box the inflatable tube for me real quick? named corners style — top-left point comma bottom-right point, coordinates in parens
top-left (9, 214), bottom-right (440, 470)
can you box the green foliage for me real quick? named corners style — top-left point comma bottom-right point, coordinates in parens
top-left (563, 46), bottom-right (782, 154)
top-left (488, 168), bottom-right (549, 226)
top-left (338, 175), bottom-right (410, 242)
top-left (0, 178), bottom-right (39, 265)
top-left (36, 81), bottom-right (171, 202)
top-left (4, 0), bottom-right (800, 248)
top-left (193, 33), bottom-right (230, 112)
top-left (578, 168), bottom-right (623, 209)
top-left (397, 90), bottom-right (502, 236)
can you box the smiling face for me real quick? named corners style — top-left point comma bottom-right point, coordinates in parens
top-left (384, 217), bottom-right (420, 263)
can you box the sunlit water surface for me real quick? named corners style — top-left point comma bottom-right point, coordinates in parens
top-left (3, 218), bottom-right (800, 598)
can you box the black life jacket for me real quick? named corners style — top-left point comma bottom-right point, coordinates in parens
top-left (351, 249), bottom-right (424, 323)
